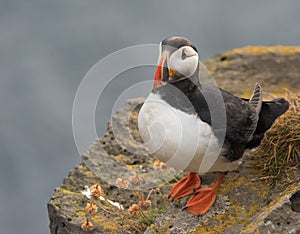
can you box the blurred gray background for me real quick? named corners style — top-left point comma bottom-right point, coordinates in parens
top-left (1, 0), bottom-right (300, 233)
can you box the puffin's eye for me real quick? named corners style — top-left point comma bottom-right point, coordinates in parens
top-left (180, 47), bottom-right (198, 61)
top-left (181, 49), bottom-right (188, 60)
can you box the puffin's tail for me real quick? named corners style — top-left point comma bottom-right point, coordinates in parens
top-left (249, 83), bottom-right (262, 114)
top-left (246, 97), bottom-right (289, 149)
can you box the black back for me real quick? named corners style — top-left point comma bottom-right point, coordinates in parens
top-left (153, 78), bottom-right (289, 161)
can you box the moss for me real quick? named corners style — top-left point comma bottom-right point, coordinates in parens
top-left (53, 204), bottom-right (60, 211)
top-left (224, 46), bottom-right (300, 56)
top-left (84, 170), bottom-right (95, 177)
top-left (125, 164), bottom-right (141, 171)
top-left (76, 211), bottom-right (86, 217)
top-left (91, 215), bottom-right (118, 232)
top-left (191, 200), bottom-right (261, 233)
top-left (61, 189), bottom-right (76, 195)
top-left (158, 206), bottom-right (168, 215)
top-left (218, 174), bottom-right (247, 195)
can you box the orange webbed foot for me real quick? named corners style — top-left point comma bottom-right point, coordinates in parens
top-left (168, 172), bottom-right (201, 201)
top-left (183, 188), bottom-right (217, 215)
top-left (183, 173), bottom-right (226, 215)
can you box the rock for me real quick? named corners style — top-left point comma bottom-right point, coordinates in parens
top-left (48, 46), bottom-right (300, 233)
top-left (48, 98), bottom-right (173, 234)
top-left (203, 45), bottom-right (300, 95)
top-left (242, 182), bottom-right (300, 234)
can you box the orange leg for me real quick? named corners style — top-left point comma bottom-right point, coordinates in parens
top-left (183, 173), bottom-right (226, 215)
top-left (168, 172), bottom-right (201, 201)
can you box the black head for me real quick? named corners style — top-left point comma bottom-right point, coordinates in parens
top-left (161, 36), bottom-right (198, 54)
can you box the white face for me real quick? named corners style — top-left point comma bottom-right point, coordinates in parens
top-left (169, 46), bottom-right (199, 77)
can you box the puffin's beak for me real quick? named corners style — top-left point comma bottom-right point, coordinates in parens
top-left (154, 51), bottom-right (175, 89)
top-left (154, 52), bottom-right (166, 89)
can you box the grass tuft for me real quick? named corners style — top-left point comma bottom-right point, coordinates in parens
top-left (255, 90), bottom-right (300, 187)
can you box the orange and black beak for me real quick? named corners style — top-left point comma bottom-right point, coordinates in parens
top-left (153, 52), bottom-right (176, 89)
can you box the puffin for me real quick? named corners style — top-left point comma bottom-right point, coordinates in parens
top-left (138, 36), bottom-right (289, 215)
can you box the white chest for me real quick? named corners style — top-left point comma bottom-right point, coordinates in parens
top-left (138, 93), bottom-right (232, 174)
